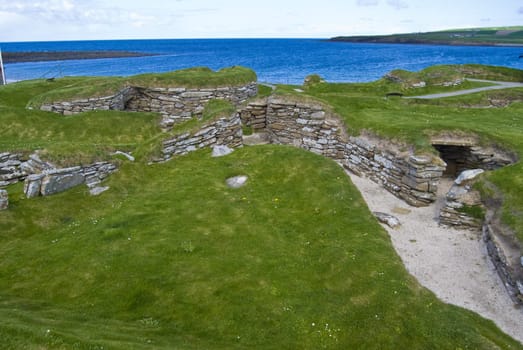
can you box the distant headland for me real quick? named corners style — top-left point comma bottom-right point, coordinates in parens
top-left (3, 51), bottom-right (156, 64)
top-left (330, 26), bottom-right (523, 47)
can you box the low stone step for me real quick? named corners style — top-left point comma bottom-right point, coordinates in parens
top-left (242, 132), bottom-right (270, 146)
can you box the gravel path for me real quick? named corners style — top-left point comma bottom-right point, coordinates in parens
top-left (347, 171), bottom-right (523, 344)
top-left (407, 79), bottom-right (523, 99)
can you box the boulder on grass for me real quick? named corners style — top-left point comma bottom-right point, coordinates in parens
top-left (226, 175), bottom-right (248, 189)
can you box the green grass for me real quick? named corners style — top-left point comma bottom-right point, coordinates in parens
top-left (0, 146), bottom-right (520, 349)
top-left (127, 66), bottom-right (257, 88)
top-left (1, 67), bottom-right (523, 348)
top-left (0, 80), bottom-right (161, 165)
top-left (457, 204), bottom-right (486, 221)
top-left (27, 66), bottom-right (257, 108)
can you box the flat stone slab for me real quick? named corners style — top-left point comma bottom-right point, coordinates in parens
top-left (243, 132), bottom-right (270, 146)
top-left (41, 172), bottom-right (85, 196)
top-left (24, 174), bottom-right (45, 198)
top-left (455, 169), bottom-right (484, 185)
top-left (212, 145), bottom-right (234, 158)
top-left (373, 211), bottom-right (401, 229)
top-left (90, 186), bottom-right (110, 196)
top-left (226, 175), bottom-right (248, 189)
top-left (113, 151), bottom-right (135, 162)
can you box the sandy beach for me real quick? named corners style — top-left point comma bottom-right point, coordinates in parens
top-left (347, 171), bottom-right (523, 344)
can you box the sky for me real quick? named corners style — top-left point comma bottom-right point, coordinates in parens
top-left (0, 0), bottom-right (522, 42)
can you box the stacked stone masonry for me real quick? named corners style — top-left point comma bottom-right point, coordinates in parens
top-left (160, 113), bottom-right (243, 161)
top-left (484, 223), bottom-right (523, 303)
top-left (24, 162), bottom-right (117, 198)
top-left (239, 99), bottom-right (268, 131)
top-left (439, 170), bottom-right (485, 229)
top-left (0, 152), bottom-right (26, 188)
top-left (40, 87), bottom-right (134, 115)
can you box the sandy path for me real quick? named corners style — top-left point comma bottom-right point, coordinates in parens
top-left (406, 79), bottom-right (523, 99)
top-left (347, 172), bottom-right (523, 344)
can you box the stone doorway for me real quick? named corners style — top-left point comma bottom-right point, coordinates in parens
top-left (433, 144), bottom-right (475, 177)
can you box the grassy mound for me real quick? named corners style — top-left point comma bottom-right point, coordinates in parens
top-left (383, 64), bottom-right (523, 94)
top-left (0, 79), bottom-right (161, 165)
top-left (1, 146), bottom-right (520, 349)
top-left (27, 66), bottom-right (257, 108)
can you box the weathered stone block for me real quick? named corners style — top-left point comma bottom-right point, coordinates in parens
top-left (0, 189), bottom-right (7, 210)
top-left (40, 172), bottom-right (85, 196)
top-left (24, 174), bottom-right (45, 198)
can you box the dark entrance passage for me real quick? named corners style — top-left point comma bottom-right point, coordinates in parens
top-left (433, 144), bottom-right (476, 177)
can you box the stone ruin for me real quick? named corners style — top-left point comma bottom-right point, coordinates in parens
top-left (40, 82), bottom-right (258, 131)
top-left (0, 151), bottom-right (118, 210)
top-left (4, 80), bottom-right (523, 303)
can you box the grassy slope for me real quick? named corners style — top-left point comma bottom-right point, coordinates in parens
top-left (0, 79), bottom-right (161, 165)
top-left (1, 147), bottom-right (520, 349)
top-left (301, 65), bottom-right (523, 243)
top-left (0, 70), bottom-right (522, 348)
top-left (330, 26), bottom-right (523, 46)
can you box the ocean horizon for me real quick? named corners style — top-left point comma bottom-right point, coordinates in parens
top-left (2, 38), bottom-right (523, 84)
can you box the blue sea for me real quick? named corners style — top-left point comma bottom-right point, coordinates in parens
top-left (2, 39), bottom-right (523, 84)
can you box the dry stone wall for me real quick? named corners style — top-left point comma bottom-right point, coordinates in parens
top-left (439, 170), bottom-right (485, 229)
top-left (160, 113), bottom-right (243, 161)
top-left (239, 99), bottom-right (268, 131)
top-left (483, 223), bottom-right (523, 303)
top-left (0, 150), bottom-right (117, 201)
top-left (40, 87), bottom-right (134, 115)
top-left (127, 83), bottom-right (257, 129)
top-left (24, 162), bottom-right (117, 198)
top-left (0, 152), bottom-right (26, 187)
top-left (258, 97), bottom-right (445, 207)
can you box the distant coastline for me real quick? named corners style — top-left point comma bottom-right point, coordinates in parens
top-left (330, 26), bottom-right (523, 48)
top-left (329, 37), bottom-right (523, 47)
top-left (3, 51), bottom-right (156, 64)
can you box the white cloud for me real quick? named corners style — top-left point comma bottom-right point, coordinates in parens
top-left (356, 0), bottom-right (379, 6)
top-left (0, 0), bottom-right (161, 27)
top-left (387, 0), bottom-right (408, 10)
top-left (519, 7), bottom-right (523, 14)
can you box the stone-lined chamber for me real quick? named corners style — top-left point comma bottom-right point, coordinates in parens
top-left (24, 162), bottom-right (117, 198)
top-left (40, 83), bottom-right (257, 130)
top-left (0, 151), bottom-right (117, 207)
top-left (242, 96), bottom-right (446, 207)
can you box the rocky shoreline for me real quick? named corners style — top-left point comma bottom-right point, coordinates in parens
top-left (3, 51), bottom-right (156, 64)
